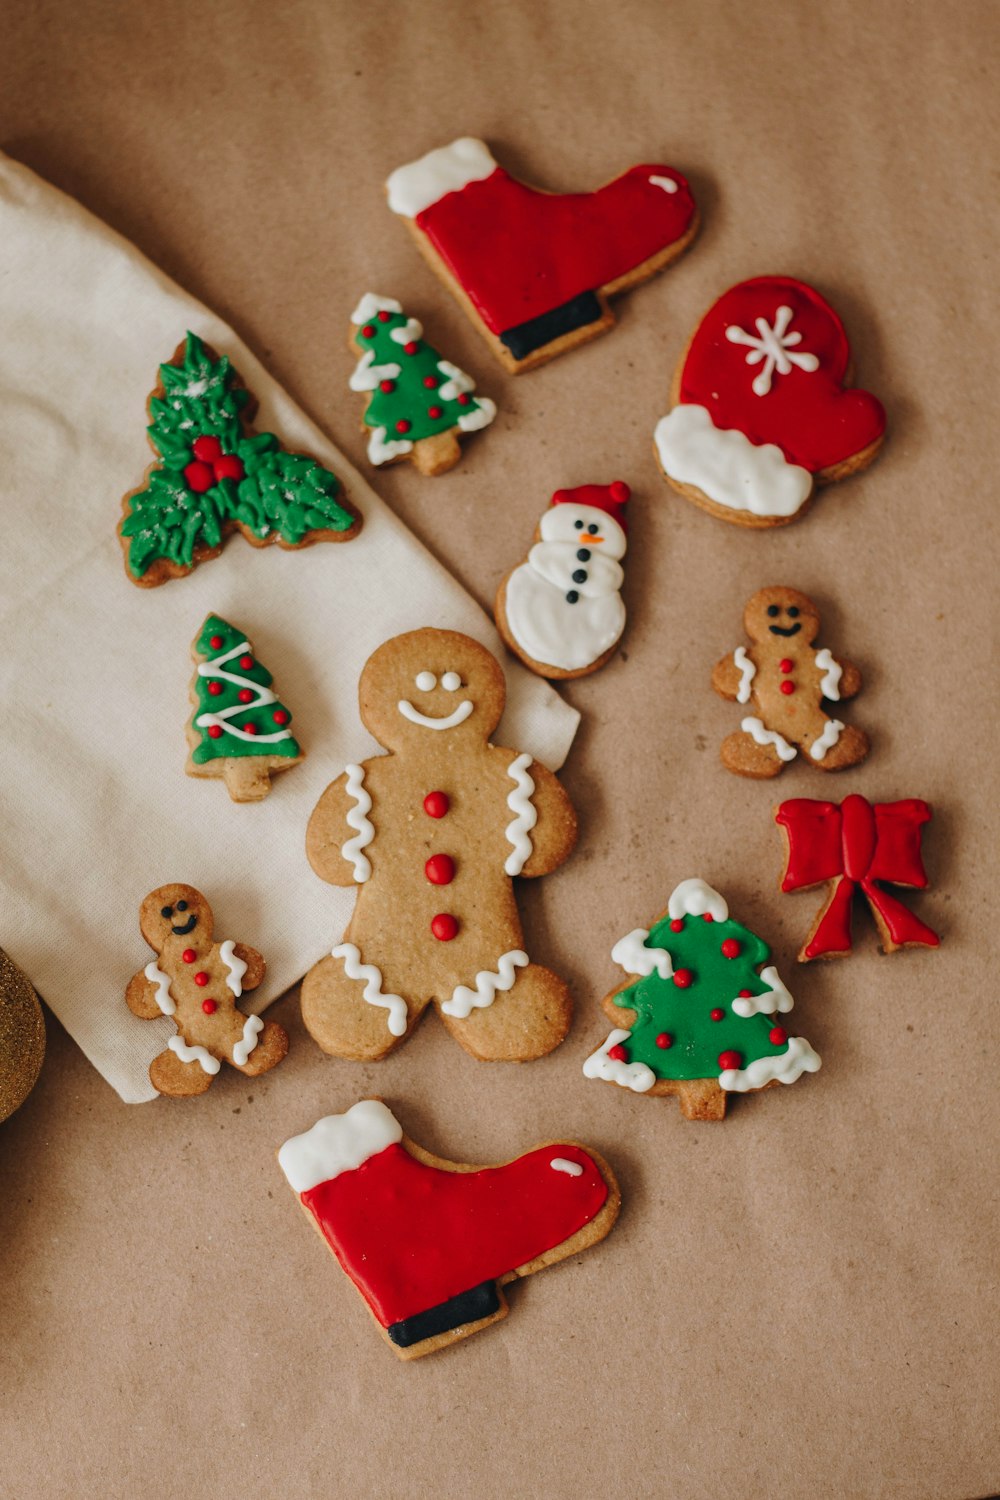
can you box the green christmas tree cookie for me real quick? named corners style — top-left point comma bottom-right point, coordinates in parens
top-left (186, 614), bottom-right (303, 803)
top-left (119, 333), bottom-right (360, 587)
top-left (584, 878), bottom-right (820, 1120)
top-left (349, 294), bottom-right (496, 476)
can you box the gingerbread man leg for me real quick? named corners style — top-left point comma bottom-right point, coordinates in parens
top-left (233, 1020), bottom-right (289, 1076)
top-left (720, 729), bottom-right (788, 779)
top-left (808, 723), bottom-right (870, 772)
top-left (149, 1047), bottom-right (215, 1098)
top-left (436, 963), bottom-right (571, 1062)
top-left (300, 953), bottom-right (421, 1061)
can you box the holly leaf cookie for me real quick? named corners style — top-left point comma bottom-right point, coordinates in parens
top-left (119, 332), bottom-right (361, 586)
top-left (654, 277), bottom-right (886, 526)
top-left (583, 878), bottom-right (821, 1119)
top-left (387, 137), bottom-right (699, 373)
top-left (277, 1099), bottom-right (620, 1359)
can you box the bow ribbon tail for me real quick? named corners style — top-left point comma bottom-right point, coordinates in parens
top-left (803, 875), bottom-right (856, 960)
top-left (860, 879), bottom-right (940, 953)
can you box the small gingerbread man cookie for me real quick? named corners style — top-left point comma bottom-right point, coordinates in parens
top-left (125, 883), bottom-right (288, 1097)
top-left (712, 587), bottom-right (869, 777)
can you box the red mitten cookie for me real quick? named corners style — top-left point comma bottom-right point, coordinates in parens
top-left (277, 1099), bottom-right (620, 1359)
top-left (654, 277), bottom-right (886, 526)
top-left (387, 137), bottom-right (699, 372)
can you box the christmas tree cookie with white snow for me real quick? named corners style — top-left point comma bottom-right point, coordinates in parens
top-left (584, 879), bottom-right (820, 1120)
top-left (348, 294), bottom-right (495, 475)
top-left (118, 332), bottom-right (360, 586)
top-left (495, 482), bottom-right (630, 679)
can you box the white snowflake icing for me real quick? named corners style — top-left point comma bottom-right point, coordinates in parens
top-left (724, 305), bottom-right (819, 397)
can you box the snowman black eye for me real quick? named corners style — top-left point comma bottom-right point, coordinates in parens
top-left (587, 524), bottom-right (598, 534)
top-left (160, 905), bottom-right (173, 918)
top-left (788, 606), bottom-right (800, 618)
top-left (767, 605), bottom-right (780, 617)
top-left (176, 900), bottom-right (188, 911)
top-left (574, 519), bottom-right (584, 530)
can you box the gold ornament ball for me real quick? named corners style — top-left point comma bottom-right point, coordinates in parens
top-left (0, 948), bottom-right (45, 1123)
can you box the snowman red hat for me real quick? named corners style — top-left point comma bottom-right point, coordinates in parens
top-left (551, 481), bottom-right (630, 538)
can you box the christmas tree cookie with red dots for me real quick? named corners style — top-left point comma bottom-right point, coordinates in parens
top-left (349, 295), bottom-right (495, 475)
top-left (118, 332), bottom-right (360, 587)
top-left (186, 614), bottom-right (303, 803)
top-left (125, 883), bottom-right (288, 1097)
top-left (712, 586), bottom-right (869, 777)
top-left (583, 878), bottom-right (820, 1120)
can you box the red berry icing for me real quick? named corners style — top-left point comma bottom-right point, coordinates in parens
top-left (213, 454), bottom-right (245, 483)
top-left (361, 323), bottom-right (375, 338)
top-left (209, 635), bottom-right (223, 649)
top-left (379, 379), bottom-right (396, 394)
top-left (239, 655), bottom-right (253, 669)
top-left (670, 918), bottom-right (683, 932)
top-left (780, 681), bottom-right (795, 695)
top-left (718, 1050), bottom-right (742, 1071)
top-left (243, 723), bottom-right (258, 736)
top-left (457, 392), bottom-right (471, 405)
top-left (431, 913), bottom-right (459, 941)
top-left (184, 459), bottom-right (215, 493)
top-left (192, 435), bottom-right (223, 462)
top-left (194, 972), bottom-right (209, 986)
top-left (208, 681), bottom-right (223, 696)
top-left (721, 938), bottom-right (742, 959)
top-left (202, 998), bottom-right (217, 1014)
top-left (779, 658), bottom-right (793, 673)
top-left (377, 310), bottom-right (392, 323)
top-left (701, 913), bottom-right (714, 922)
top-left (273, 710), bottom-right (290, 725)
top-left (423, 375), bottom-right (438, 389)
top-left (404, 341), bottom-right (419, 355)
top-left (710, 1008), bottom-right (724, 1021)
top-left (208, 725), bottom-right (223, 739)
top-left (425, 853), bottom-right (455, 885)
top-left (182, 949), bottom-right (196, 964)
top-left (770, 1026), bottom-right (788, 1045)
top-left (423, 791), bottom-right (449, 818)
top-left (608, 1043), bottom-right (628, 1063)
top-left (655, 1033), bottom-right (672, 1049)
top-left (428, 406), bottom-right (443, 419)
top-left (672, 969), bottom-right (693, 988)
top-left (238, 688), bottom-right (253, 704)
top-left (396, 419), bottom-right (412, 434)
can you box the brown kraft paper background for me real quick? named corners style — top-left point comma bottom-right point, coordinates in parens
top-left (1, 1), bottom-right (998, 1496)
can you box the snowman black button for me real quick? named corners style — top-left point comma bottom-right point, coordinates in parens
top-left (572, 569), bottom-right (588, 583)
top-left (566, 590), bottom-right (579, 603)
top-left (576, 548), bottom-right (591, 561)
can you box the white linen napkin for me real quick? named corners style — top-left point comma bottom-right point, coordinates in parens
top-left (0, 152), bottom-right (578, 1103)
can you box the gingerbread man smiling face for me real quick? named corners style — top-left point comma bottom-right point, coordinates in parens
top-left (712, 586), bottom-right (870, 777)
top-left (358, 630), bottom-right (506, 754)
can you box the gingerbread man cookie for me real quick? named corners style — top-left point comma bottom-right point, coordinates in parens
top-left (125, 883), bottom-right (288, 1096)
top-left (712, 587), bottom-right (869, 777)
top-left (302, 628), bottom-right (578, 1062)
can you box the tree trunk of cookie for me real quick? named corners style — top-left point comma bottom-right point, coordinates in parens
top-left (412, 430), bottom-right (462, 477)
top-left (676, 1078), bottom-right (728, 1121)
top-left (223, 756), bottom-right (272, 803)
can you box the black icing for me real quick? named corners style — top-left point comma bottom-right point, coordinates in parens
top-left (171, 915), bottom-right (198, 935)
top-left (498, 291), bottom-right (604, 360)
top-left (768, 624), bottom-right (802, 638)
top-left (387, 1280), bottom-right (501, 1349)
top-left (576, 548), bottom-right (591, 561)
top-left (566, 591), bottom-right (579, 604)
top-left (572, 569), bottom-right (587, 584)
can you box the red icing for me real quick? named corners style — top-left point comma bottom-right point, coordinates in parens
top-left (208, 681), bottom-right (223, 696)
top-left (238, 689), bottom-right (253, 703)
top-left (214, 454), bottom-right (245, 482)
top-left (425, 853), bottom-right (455, 885)
top-left (431, 913), bottom-right (458, 942)
top-left (193, 435), bottom-right (223, 463)
top-left (184, 460), bottom-right (214, 493)
top-left (273, 710), bottom-right (289, 725)
top-left (181, 949), bottom-right (196, 964)
top-left (209, 635), bottom-right (223, 649)
top-left (379, 379), bottom-right (396, 393)
top-left (655, 1033), bottom-right (672, 1049)
top-left (776, 795), bottom-right (939, 959)
top-left (710, 1008), bottom-right (724, 1022)
top-left (672, 969), bottom-right (693, 989)
top-left (675, 277), bottom-right (886, 472)
top-left (770, 1026), bottom-right (787, 1045)
top-left (194, 972), bottom-right (209, 986)
top-left (414, 162), bottom-right (697, 335)
top-left (718, 1050), bottom-right (742, 1071)
top-left (300, 1141), bottom-right (608, 1328)
top-left (239, 655), bottom-right (254, 669)
top-left (208, 725), bottom-right (223, 739)
top-left (780, 681), bottom-right (795, 696)
top-left (396, 419), bottom-right (412, 433)
top-left (779, 658), bottom-right (793, 673)
top-left (721, 938), bottom-right (741, 959)
top-left (669, 918), bottom-right (683, 932)
top-left (423, 791), bottom-right (450, 819)
top-left (202, 998), bottom-right (217, 1014)
top-left (607, 1043), bottom-right (628, 1063)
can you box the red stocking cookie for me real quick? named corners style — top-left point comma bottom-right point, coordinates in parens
top-left (654, 277), bottom-right (886, 526)
top-left (712, 586), bottom-right (869, 776)
top-left (277, 1099), bottom-right (620, 1359)
top-left (301, 628), bottom-right (578, 1062)
top-left (387, 137), bottom-right (699, 373)
top-left (125, 883), bottom-right (288, 1096)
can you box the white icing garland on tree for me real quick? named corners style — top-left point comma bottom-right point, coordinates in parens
top-left (195, 640), bottom-right (294, 746)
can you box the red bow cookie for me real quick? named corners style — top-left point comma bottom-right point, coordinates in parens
top-left (655, 277), bottom-right (886, 526)
top-left (387, 137), bottom-right (699, 373)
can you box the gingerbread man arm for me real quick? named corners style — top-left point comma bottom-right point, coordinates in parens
top-left (518, 761), bottom-right (578, 878)
top-left (711, 651), bottom-right (744, 701)
top-left (232, 943), bottom-right (265, 990)
top-left (833, 658), bottom-right (862, 699)
top-left (125, 968), bottom-right (163, 1020)
top-left (305, 769), bottom-right (367, 886)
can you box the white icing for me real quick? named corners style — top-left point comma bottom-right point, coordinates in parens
top-left (195, 639), bottom-right (294, 746)
top-left (611, 928), bottom-right (672, 980)
top-left (415, 671), bottom-right (437, 691)
top-left (503, 753), bottom-right (536, 877)
top-left (397, 698), bottom-right (474, 731)
top-left (436, 359), bottom-right (474, 400)
top-left (350, 293), bottom-right (403, 323)
top-left (731, 965), bottom-right (795, 1017)
top-left (342, 763), bottom-right (374, 882)
top-left (457, 397), bottom-right (497, 433)
top-left (734, 646), bottom-right (756, 704)
top-left (366, 426), bottom-right (413, 465)
top-left (667, 878), bottom-right (729, 923)
top-left (654, 405), bottom-right (813, 519)
top-left (741, 715), bottom-right (797, 762)
top-left (814, 648), bottom-right (843, 700)
top-left (387, 137), bottom-right (497, 218)
top-left (349, 347), bottom-right (403, 392)
top-left (167, 1035), bottom-right (220, 1075)
top-left (231, 1013), bottom-right (263, 1067)
top-left (278, 1099), bottom-right (403, 1193)
top-left (648, 174), bottom-right (679, 194)
top-left (219, 939), bottom-right (247, 998)
top-left (440, 671), bottom-right (461, 691)
top-left (719, 1035), bottom-right (821, 1092)
top-left (550, 1157), bottom-right (584, 1177)
top-left (724, 305), bottom-right (820, 397)
top-left (389, 317), bottom-right (424, 345)
top-left (330, 943), bottom-right (408, 1036)
top-left (582, 1030), bottom-right (656, 1093)
top-left (809, 719), bottom-right (845, 762)
top-left (144, 961), bottom-right (176, 1016)
top-left (440, 949), bottom-right (528, 1019)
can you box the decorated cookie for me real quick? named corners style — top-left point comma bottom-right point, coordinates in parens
top-left (349, 294), bottom-right (495, 474)
top-left (277, 1099), bottom-right (620, 1359)
top-left (583, 878), bottom-right (820, 1120)
top-left (302, 628), bottom-right (577, 1061)
top-left (776, 796), bottom-right (940, 961)
top-left (119, 332), bottom-right (360, 586)
top-left (712, 586), bottom-right (869, 776)
top-left (125, 883), bottom-right (288, 1096)
top-left (0, 950), bottom-right (45, 1124)
top-left (654, 277), bottom-right (886, 526)
top-left (187, 614), bottom-right (303, 802)
top-left (495, 483), bottom-right (630, 679)
top-left (387, 137), bottom-right (699, 373)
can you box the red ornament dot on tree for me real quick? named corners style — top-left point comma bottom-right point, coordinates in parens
top-left (702, 913), bottom-right (714, 922)
top-left (213, 454), bottom-right (245, 483)
top-left (779, 658), bottom-right (793, 673)
top-left (202, 998), bottom-right (217, 1015)
top-left (404, 341), bottom-right (419, 355)
top-left (181, 949), bottom-right (196, 964)
top-left (655, 1032), bottom-right (673, 1049)
top-left (425, 853), bottom-right (455, 885)
top-left (710, 1008), bottom-right (725, 1021)
top-left (239, 655), bottom-right (254, 669)
top-left (423, 791), bottom-right (449, 818)
top-left (194, 972), bottom-right (209, 986)
top-left (721, 938), bottom-right (742, 959)
top-left (208, 725), bottom-right (223, 739)
top-left (770, 1026), bottom-right (788, 1045)
top-left (208, 681), bottom-right (223, 696)
top-left (273, 710), bottom-right (289, 725)
top-left (238, 688), bottom-right (254, 704)
top-left (427, 406), bottom-right (443, 419)
top-left (209, 635), bottom-right (223, 649)
top-left (361, 323), bottom-right (375, 338)
top-left (192, 435), bottom-right (223, 462)
top-left (396, 419), bottom-right (412, 434)
top-left (457, 393), bottom-right (471, 405)
top-left (431, 913), bottom-right (458, 942)
top-left (423, 375), bottom-right (438, 389)
top-left (780, 681), bottom-right (795, 695)
top-left (184, 460), bottom-right (215, 493)
top-left (379, 379), bottom-right (396, 394)
top-left (243, 723), bottom-right (258, 736)
top-left (670, 918), bottom-right (683, 932)
top-left (718, 1050), bottom-right (742, 1071)
top-left (739, 988), bottom-right (752, 998)
top-left (607, 1043), bottom-right (629, 1063)
top-left (672, 968), bottom-right (693, 988)
top-left (377, 310), bottom-right (392, 322)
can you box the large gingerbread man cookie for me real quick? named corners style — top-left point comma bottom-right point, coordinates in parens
top-left (302, 629), bottom-right (578, 1061)
top-left (125, 883), bottom-right (288, 1097)
top-left (712, 587), bottom-right (869, 777)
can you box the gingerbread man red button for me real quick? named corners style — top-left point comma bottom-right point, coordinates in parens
top-left (425, 854), bottom-right (455, 885)
top-left (423, 791), bottom-right (450, 818)
top-left (431, 914), bottom-right (459, 941)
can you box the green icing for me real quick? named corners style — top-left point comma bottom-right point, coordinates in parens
top-left (353, 307), bottom-right (490, 444)
top-left (121, 333), bottom-right (353, 577)
top-left (614, 912), bottom-right (791, 1080)
top-left (191, 613), bottom-right (300, 762)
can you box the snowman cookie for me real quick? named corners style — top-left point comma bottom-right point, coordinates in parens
top-left (302, 629), bottom-right (578, 1062)
top-left (125, 883), bottom-right (288, 1097)
top-left (654, 276), bottom-right (886, 526)
top-left (712, 587), bottom-right (869, 776)
top-left (495, 483), bottom-right (630, 679)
